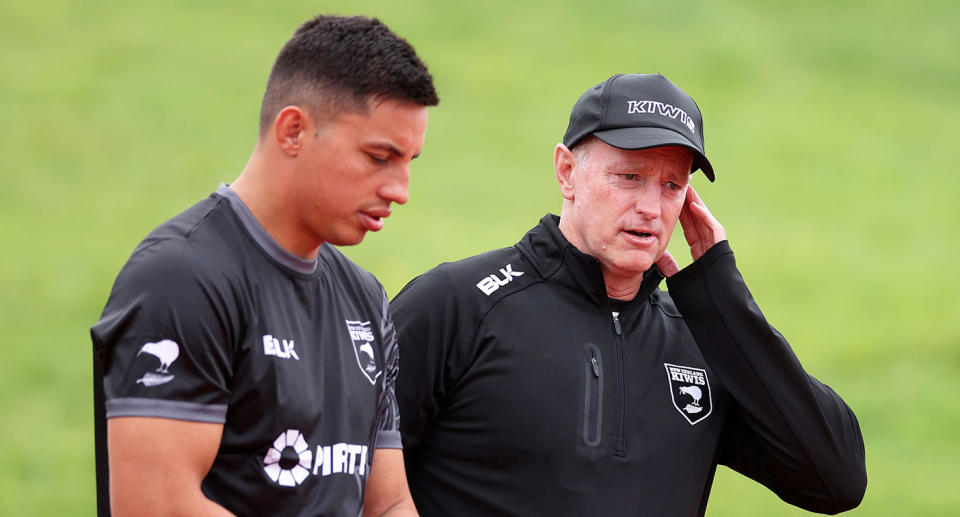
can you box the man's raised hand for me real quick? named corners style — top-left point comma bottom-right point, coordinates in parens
top-left (656, 186), bottom-right (726, 277)
top-left (679, 185), bottom-right (725, 261)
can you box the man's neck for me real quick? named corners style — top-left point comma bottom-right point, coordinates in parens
top-left (556, 214), bottom-right (645, 301)
top-left (603, 271), bottom-right (644, 301)
top-left (229, 152), bottom-right (322, 260)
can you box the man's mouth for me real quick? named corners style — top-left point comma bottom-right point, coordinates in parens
top-left (625, 230), bottom-right (653, 238)
top-left (359, 210), bottom-right (390, 231)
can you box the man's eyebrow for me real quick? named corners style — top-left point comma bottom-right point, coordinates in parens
top-left (369, 141), bottom-right (419, 159)
top-left (603, 160), bottom-right (652, 172)
top-left (601, 160), bottom-right (690, 180)
top-left (370, 142), bottom-right (420, 160)
top-left (369, 142), bottom-right (403, 156)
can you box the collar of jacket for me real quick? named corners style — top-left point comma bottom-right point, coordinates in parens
top-left (515, 214), bottom-right (665, 309)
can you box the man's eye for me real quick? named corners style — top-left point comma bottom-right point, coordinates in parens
top-left (666, 181), bottom-right (680, 191)
top-left (369, 154), bottom-right (389, 164)
top-left (623, 174), bottom-right (638, 181)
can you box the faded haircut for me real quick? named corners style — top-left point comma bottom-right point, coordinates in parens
top-left (258, 15), bottom-right (439, 135)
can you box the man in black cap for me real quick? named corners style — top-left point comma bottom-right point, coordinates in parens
top-left (390, 73), bottom-right (866, 516)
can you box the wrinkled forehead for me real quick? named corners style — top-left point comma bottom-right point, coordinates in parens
top-left (587, 142), bottom-right (694, 174)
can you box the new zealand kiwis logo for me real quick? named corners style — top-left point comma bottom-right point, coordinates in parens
top-left (664, 363), bottom-right (713, 425)
top-left (345, 320), bottom-right (381, 384)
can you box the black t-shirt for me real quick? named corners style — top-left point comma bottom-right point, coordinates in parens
top-left (91, 186), bottom-right (400, 516)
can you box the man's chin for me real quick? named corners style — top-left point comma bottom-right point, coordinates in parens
top-left (606, 257), bottom-right (656, 278)
top-left (326, 230), bottom-right (367, 247)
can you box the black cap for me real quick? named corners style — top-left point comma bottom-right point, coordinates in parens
top-left (562, 73), bottom-right (714, 181)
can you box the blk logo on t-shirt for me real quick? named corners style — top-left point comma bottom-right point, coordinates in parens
top-left (262, 334), bottom-right (300, 360)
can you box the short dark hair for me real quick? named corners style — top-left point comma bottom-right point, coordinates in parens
top-left (259, 15), bottom-right (439, 134)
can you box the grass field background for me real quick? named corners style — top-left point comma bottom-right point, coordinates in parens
top-left (2, 0), bottom-right (958, 514)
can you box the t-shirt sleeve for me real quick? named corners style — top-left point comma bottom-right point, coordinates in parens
top-left (91, 242), bottom-right (235, 423)
top-left (374, 288), bottom-right (402, 449)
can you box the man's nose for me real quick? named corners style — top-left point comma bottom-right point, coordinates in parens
top-left (380, 165), bottom-right (410, 205)
top-left (634, 185), bottom-right (661, 218)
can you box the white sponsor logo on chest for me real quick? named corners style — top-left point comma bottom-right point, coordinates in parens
top-left (263, 429), bottom-right (369, 487)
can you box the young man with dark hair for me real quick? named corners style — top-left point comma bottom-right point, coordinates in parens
top-left (391, 73), bottom-right (865, 516)
top-left (92, 15), bottom-right (438, 516)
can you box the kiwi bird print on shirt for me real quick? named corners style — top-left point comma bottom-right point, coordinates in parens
top-left (679, 385), bottom-right (703, 414)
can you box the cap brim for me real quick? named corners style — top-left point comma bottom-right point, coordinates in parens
top-left (593, 127), bottom-right (715, 182)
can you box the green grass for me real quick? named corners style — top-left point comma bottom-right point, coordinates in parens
top-left (2, 0), bottom-right (958, 514)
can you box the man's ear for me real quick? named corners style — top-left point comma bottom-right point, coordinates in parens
top-left (273, 106), bottom-right (307, 156)
top-left (555, 143), bottom-right (576, 201)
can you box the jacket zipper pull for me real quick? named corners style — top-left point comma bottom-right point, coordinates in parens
top-left (590, 352), bottom-right (600, 377)
top-left (611, 313), bottom-right (622, 336)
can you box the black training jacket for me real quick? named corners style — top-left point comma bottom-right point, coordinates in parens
top-left (391, 214), bottom-right (866, 516)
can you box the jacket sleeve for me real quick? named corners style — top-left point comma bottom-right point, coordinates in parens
top-left (389, 268), bottom-right (470, 458)
top-left (666, 241), bottom-right (866, 514)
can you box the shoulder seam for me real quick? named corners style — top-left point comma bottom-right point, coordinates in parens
top-left (127, 196), bottom-right (224, 262)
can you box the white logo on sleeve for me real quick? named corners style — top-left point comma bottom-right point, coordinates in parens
top-left (263, 429), bottom-right (369, 487)
top-left (345, 320), bottom-right (381, 384)
top-left (135, 339), bottom-right (180, 387)
top-left (476, 263), bottom-right (524, 296)
top-left (262, 334), bottom-right (300, 360)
